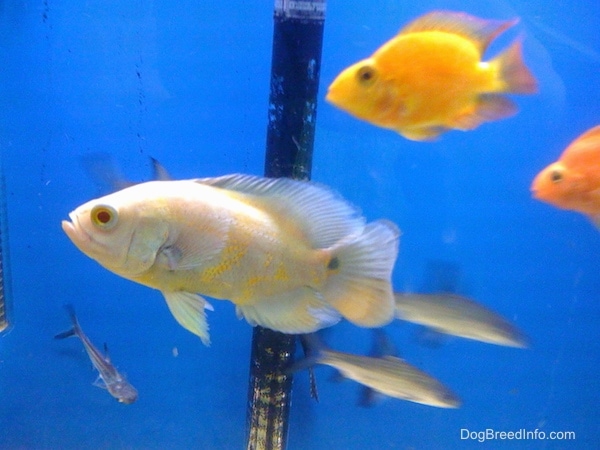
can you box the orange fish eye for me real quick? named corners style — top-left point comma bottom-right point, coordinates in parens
top-left (356, 64), bottom-right (377, 86)
top-left (550, 169), bottom-right (563, 184)
top-left (90, 205), bottom-right (118, 230)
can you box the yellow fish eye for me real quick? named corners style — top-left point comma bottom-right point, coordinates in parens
top-left (356, 64), bottom-right (377, 86)
top-left (91, 205), bottom-right (118, 229)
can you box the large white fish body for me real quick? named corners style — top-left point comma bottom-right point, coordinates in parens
top-left (62, 174), bottom-right (400, 344)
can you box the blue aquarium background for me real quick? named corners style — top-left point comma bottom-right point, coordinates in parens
top-left (1, 1), bottom-right (599, 448)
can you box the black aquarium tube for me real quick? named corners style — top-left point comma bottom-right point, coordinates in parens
top-left (245, 1), bottom-right (326, 449)
top-left (0, 155), bottom-right (12, 335)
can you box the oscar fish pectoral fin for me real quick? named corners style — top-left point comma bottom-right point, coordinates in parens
top-left (162, 291), bottom-right (213, 346)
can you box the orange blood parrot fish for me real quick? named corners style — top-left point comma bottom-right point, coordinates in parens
top-left (326, 10), bottom-right (538, 141)
top-left (531, 125), bottom-right (600, 226)
top-left (62, 174), bottom-right (400, 345)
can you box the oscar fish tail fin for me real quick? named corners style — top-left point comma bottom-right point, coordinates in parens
top-left (323, 220), bottom-right (400, 327)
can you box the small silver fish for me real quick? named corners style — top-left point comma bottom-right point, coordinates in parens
top-left (55, 305), bottom-right (138, 404)
top-left (292, 333), bottom-right (461, 409)
top-left (394, 293), bottom-right (529, 348)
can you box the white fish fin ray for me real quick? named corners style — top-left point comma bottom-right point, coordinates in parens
top-left (382, 355), bottom-right (405, 363)
top-left (414, 326), bottom-right (451, 349)
top-left (323, 220), bottom-right (399, 327)
top-left (162, 291), bottom-right (212, 346)
top-left (399, 11), bottom-right (518, 55)
top-left (102, 343), bottom-right (112, 362)
top-left (285, 353), bottom-right (321, 375)
top-left (93, 376), bottom-right (108, 390)
top-left (235, 306), bottom-right (244, 321)
top-left (195, 174), bottom-right (365, 248)
top-left (370, 328), bottom-right (398, 358)
top-left (358, 386), bottom-right (385, 408)
top-left (150, 157), bottom-right (172, 181)
top-left (79, 153), bottom-right (132, 193)
top-left (236, 287), bottom-right (341, 334)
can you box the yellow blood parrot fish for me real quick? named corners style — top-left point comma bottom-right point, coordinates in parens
top-left (62, 174), bottom-right (400, 345)
top-left (326, 10), bottom-right (538, 141)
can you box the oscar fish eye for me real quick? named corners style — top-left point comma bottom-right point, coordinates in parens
top-left (550, 169), bottom-right (563, 183)
top-left (91, 204), bottom-right (118, 230)
top-left (356, 64), bottom-right (377, 86)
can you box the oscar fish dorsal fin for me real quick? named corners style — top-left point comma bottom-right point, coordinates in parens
top-left (195, 174), bottom-right (365, 249)
top-left (399, 11), bottom-right (519, 55)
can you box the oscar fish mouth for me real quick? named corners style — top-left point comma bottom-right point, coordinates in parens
top-left (61, 213), bottom-right (97, 254)
top-left (61, 212), bottom-right (151, 277)
top-left (62, 213), bottom-right (88, 243)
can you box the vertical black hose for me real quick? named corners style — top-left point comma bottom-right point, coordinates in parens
top-left (245, 2), bottom-right (326, 449)
top-left (0, 157), bottom-right (11, 335)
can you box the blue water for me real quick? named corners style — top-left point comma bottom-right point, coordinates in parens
top-left (1, 1), bottom-right (599, 448)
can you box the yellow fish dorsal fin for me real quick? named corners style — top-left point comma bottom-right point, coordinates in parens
top-left (195, 174), bottom-right (365, 248)
top-left (399, 11), bottom-right (519, 55)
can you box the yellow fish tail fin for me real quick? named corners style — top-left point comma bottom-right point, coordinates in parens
top-left (163, 291), bottom-right (212, 346)
top-left (235, 288), bottom-right (341, 333)
top-left (323, 220), bottom-right (400, 327)
top-left (492, 39), bottom-right (538, 94)
top-left (400, 11), bottom-right (518, 55)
